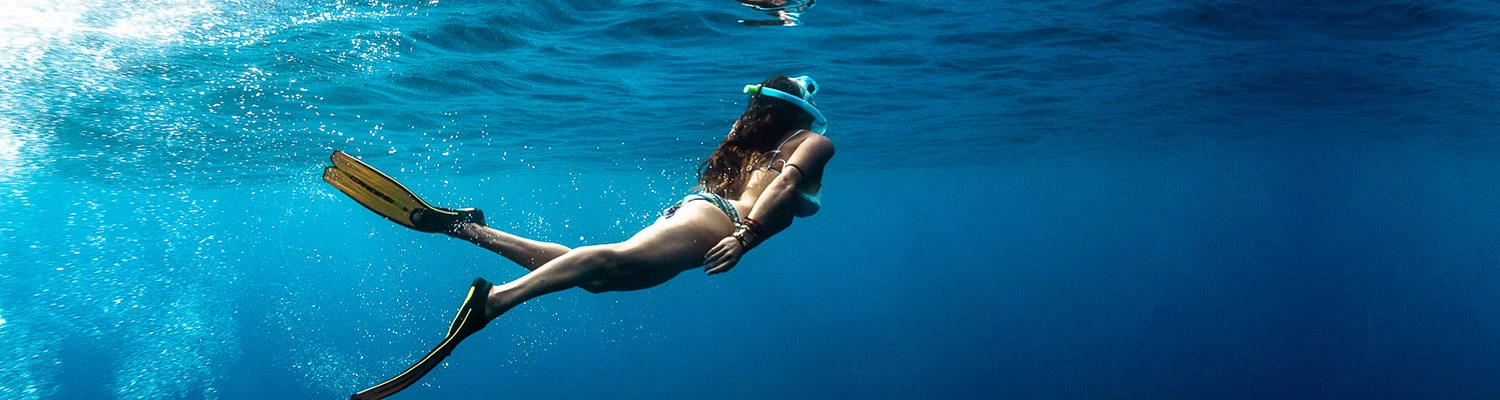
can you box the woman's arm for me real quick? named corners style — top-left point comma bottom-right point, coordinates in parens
top-left (703, 134), bottom-right (834, 274)
top-left (744, 133), bottom-right (835, 244)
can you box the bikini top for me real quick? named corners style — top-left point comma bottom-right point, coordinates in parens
top-left (764, 130), bottom-right (822, 218)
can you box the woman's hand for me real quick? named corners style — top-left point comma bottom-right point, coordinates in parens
top-left (703, 236), bottom-right (745, 275)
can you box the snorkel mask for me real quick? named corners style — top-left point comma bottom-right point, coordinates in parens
top-left (743, 75), bottom-right (827, 134)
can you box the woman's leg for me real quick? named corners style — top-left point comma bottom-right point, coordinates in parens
top-left (449, 222), bottom-right (570, 271)
top-left (477, 202), bottom-right (735, 319)
top-left (348, 204), bottom-right (734, 400)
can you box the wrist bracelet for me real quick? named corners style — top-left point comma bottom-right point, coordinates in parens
top-left (733, 227), bottom-right (757, 249)
top-left (734, 217), bottom-right (763, 249)
top-left (742, 217), bottom-right (763, 233)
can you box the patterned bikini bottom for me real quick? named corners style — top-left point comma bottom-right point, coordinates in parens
top-left (660, 192), bottom-right (742, 227)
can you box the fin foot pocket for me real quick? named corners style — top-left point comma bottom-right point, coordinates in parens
top-left (410, 207), bottom-right (486, 234)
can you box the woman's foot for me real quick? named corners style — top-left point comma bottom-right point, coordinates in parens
top-left (448, 220), bottom-right (487, 240)
top-left (448, 278), bottom-right (495, 337)
top-left (410, 207), bottom-right (485, 234)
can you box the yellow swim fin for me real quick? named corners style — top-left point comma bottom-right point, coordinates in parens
top-left (323, 151), bottom-right (484, 233)
top-left (350, 278), bottom-right (494, 400)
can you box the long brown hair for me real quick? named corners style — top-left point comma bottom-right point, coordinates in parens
top-left (696, 76), bottom-right (814, 198)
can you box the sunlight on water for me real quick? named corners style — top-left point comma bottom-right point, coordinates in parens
top-left (0, 0), bottom-right (206, 88)
top-left (0, 130), bottom-right (25, 179)
top-left (0, 0), bottom-right (209, 42)
top-left (0, 0), bottom-right (212, 149)
top-left (102, 2), bottom-right (212, 40)
top-left (0, 2), bottom-right (85, 48)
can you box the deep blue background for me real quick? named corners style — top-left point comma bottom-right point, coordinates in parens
top-left (2, 0), bottom-right (1499, 399)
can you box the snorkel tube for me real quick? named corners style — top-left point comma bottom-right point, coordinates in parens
top-left (744, 78), bottom-right (827, 134)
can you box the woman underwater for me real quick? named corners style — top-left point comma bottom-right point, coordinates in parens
top-left (324, 75), bottom-right (834, 399)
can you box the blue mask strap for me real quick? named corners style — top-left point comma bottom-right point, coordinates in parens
top-left (744, 85), bottom-right (828, 134)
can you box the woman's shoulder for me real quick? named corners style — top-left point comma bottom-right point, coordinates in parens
top-left (799, 131), bottom-right (834, 156)
top-left (789, 131), bottom-right (834, 165)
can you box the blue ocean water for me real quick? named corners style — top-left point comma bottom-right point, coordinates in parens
top-left (3, 0), bottom-right (1500, 398)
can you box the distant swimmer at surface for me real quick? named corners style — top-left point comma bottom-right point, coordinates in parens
top-left (737, 0), bottom-right (816, 26)
top-left (325, 75), bottom-right (834, 400)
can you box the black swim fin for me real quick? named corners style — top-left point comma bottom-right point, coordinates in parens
top-left (350, 278), bottom-right (494, 400)
top-left (323, 150), bottom-right (485, 233)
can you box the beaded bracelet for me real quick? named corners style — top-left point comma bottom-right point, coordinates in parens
top-left (733, 229), bottom-right (754, 249)
top-left (743, 217), bottom-right (763, 233)
top-left (733, 217), bottom-right (763, 249)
